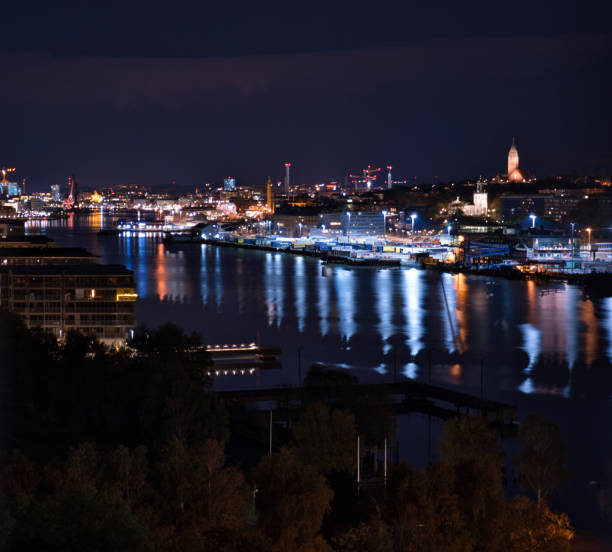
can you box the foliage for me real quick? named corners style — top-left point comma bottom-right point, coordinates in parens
top-left (10, 486), bottom-right (151, 552)
top-left (253, 447), bottom-right (333, 551)
top-left (505, 496), bottom-right (573, 552)
top-left (515, 414), bottom-right (570, 506)
top-left (331, 517), bottom-right (392, 552)
top-left (387, 461), bottom-right (472, 552)
top-left (0, 318), bottom-right (579, 552)
top-left (440, 415), bottom-right (507, 552)
top-left (291, 402), bottom-right (358, 474)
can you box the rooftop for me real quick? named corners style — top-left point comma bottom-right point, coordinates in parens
top-left (0, 264), bottom-right (132, 276)
top-left (0, 247), bottom-right (97, 258)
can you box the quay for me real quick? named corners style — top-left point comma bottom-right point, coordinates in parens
top-left (178, 235), bottom-right (612, 290)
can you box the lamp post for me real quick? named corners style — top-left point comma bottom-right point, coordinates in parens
top-left (347, 212), bottom-right (351, 242)
top-left (570, 222), bottom-right (575, 269)
top-left (411, 213), bottom-right (417, 246)
top-left (298, 222), bottom-right (303, 237)
top-left (587, 227), bottom-right (591, 248)
top-left (530, 214), bottom-right (536, 229)
top-left (382, 210), bottom-right (388, 239)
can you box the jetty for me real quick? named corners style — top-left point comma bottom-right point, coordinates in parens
top-left (216, 379), bottom-right (517, 430)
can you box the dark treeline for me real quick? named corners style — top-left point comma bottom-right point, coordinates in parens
top-left (0, 311), bottom-right (576, 551)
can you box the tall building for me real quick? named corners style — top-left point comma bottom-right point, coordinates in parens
top-left (266, 176), bottom-right (274, 213)
top-left (284, 163), bottom-right (291, 194)
top-left (507, 138), bottom-right (524, 182)
top-left (51, 184), bottom-right (61, 201)
top-left (223, 177), bottom-right (236, 191)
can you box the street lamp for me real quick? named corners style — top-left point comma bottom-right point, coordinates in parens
top-left (382, 210), bottom-right (388, 238)
top-left (587, 227), bottom-right (592, 248)
top-left (411, 213), bottom-right (417, 246)
top-left (570, 222), bottom-right (575, 269)
top-left (530, 214), bottom-right (536, 229)
top-left (347, 212), bottom-right (351, 242)
top-left (298, 221), bottom-right (303, 237)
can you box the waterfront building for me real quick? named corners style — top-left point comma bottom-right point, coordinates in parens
top-left (0, 247), bottom-right (97, 266)
top-left (0, 235), bottom-right (55, 248)
top-left (0, 264), bottom-right (137, 345)
top-left (343, 210), bottom-right (384, 237)
top-left (272, 209), bottom-right (320, 236)
top-left (0, 218), bottom-right (25, 238)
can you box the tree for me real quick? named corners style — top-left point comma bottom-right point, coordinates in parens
top-left (505, 496), bottom-right (573, 552)
top-left (189, 438), bottom-right (249, 531)
top-left (440, 415), bottom-right (506, 552)
top-left (332, 515), bottom-right (392, 552)
top-left (103, 445), bottom-right (149, 507)
top-left (159, 436), bottom-right (192, 515)
top-left (291, 403), bottom-right (358, 474)
top-left (386, 461), bottom-right (472, 552)
top-left (1, 449), bottom-right (41, 498)
top-left (158, 437), bottom-right (249, 538)
top-left (252, 447), bottom-right (333, 551)
top-left (10, 486), bottom-right (151, 552)
top-left (515, 414), bottom-right (570, 507)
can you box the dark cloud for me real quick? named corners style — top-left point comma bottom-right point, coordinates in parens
top-left (0, 34), bottom-right (610, 188)
top-left (1, 34), bottom-right (608, 109)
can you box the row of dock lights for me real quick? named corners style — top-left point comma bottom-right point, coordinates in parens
top-left (206, 368), bottom-right (257, 377)
top-left (206, 342), bottom-right (258, 351)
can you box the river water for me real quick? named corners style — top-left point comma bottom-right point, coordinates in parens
top-left (31, 214), bottom-right (612, 530)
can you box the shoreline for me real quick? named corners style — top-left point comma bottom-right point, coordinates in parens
top-left (158, 235), bottom-right (612, 293)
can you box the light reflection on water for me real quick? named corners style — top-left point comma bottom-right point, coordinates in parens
top-left (335, 268), bottom-right (356, 343)
top-left (33, 219), bottom-right (612, 401)
top-left (402, 269), bottom-right (423, 358)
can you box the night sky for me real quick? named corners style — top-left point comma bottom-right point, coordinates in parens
top-left (1, 1), bottom-right (610, 191)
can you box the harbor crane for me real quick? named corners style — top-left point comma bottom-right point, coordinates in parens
top-left (62, 173), bottom-right (79, 209)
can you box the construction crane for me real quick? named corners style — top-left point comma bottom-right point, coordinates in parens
top-left (349, 164), bottom-right (381, 191)
top-left (0, 167), bottom-right (15, 195)
top-left (385, 165), bottom-right (408, 190)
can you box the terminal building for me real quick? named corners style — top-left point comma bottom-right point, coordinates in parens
top-left (0, 264), bottom-right (137, 346)
top-left (343, 210), bottom-right (385, 237)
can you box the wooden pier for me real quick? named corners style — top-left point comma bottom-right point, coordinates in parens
top-left (216, 380), bottom-right (517, 429)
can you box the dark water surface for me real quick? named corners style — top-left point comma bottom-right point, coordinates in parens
top-left (34, 214), bottom-right (612, 530)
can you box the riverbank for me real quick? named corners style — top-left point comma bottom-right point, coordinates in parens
top-left (160, 234), bottom-right (612, 291)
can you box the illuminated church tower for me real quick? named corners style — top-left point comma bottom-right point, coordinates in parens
top-left (507, 138), bottom-right (523, 182)
top-left (508, 138), bottom-right (519, 174)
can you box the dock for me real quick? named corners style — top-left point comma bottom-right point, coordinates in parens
top-left (200, 343), bottom-right (282, 376)
top-left (216, 380), bottom-right (517, 429)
